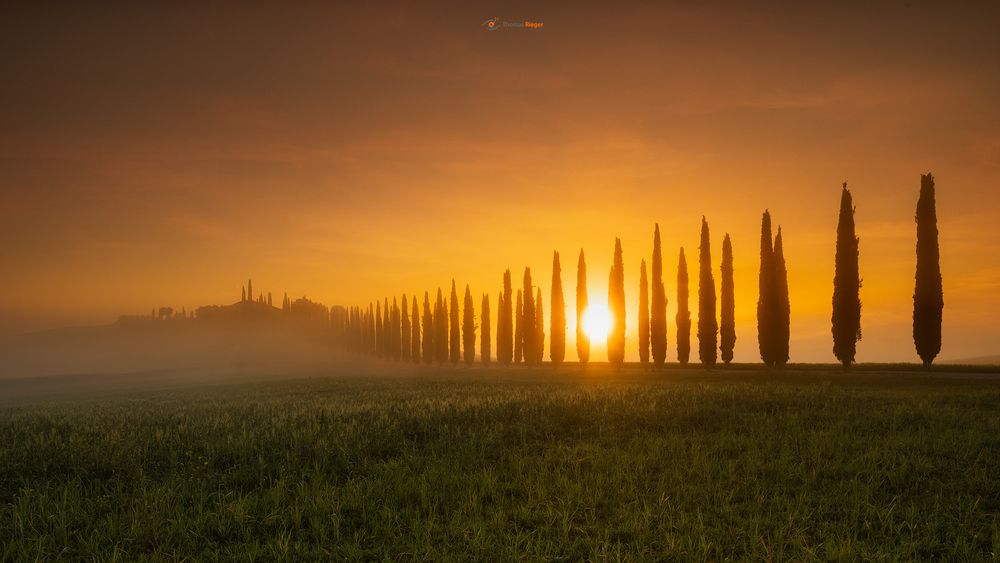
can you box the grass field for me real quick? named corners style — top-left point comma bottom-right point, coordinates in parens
top-left (1, 364), bottom-right (999, 560)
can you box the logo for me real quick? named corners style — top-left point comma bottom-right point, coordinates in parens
top-left (481, 16), bottom-right (499, 31)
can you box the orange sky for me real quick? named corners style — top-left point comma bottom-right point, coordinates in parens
top-left (1, 2), bottom-right (999, 362)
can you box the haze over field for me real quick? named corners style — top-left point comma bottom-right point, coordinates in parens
top-left (2, 2), bottom-right (1000, 364)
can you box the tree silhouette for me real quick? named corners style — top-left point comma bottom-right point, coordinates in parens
top-left (411, 297), bottom-right (421, 363)
top-left (463, 284), bottom-right (475, 365)
top-left (720, 234), bottom-right (736, 365)
top-left (481, 294), bottom-right (491, 367)
top-left (369, 303), bottom-right (376, 356)
top-left (422, 292), bottom-right (433, 364)
top-left (267, 292), bottom-right (272, 307)
top-left (608, 238), bottom-right (626, 367)
top-left (757, 210), bottom-right (776, 366)
top-left (550, 251), bottom-right (566, 366)
top-left (500, 270), bottom-right (514, 365)
top-left (241, 286), bottom-right (246, 303)
top-left (450, 280), bottom-right (460, 365)
top-left (375, 300), bottom-right (384, 358)
top-left (676, 248), bottom-right (691, 365)
top-left (651, 224), bottom-right (667, 368)
top-left (774, 227), bottom-right (790, 367)
top-left (833, 184), bottom-right (862, 368)
top-left (535, 288), bottom-right (545, 365)
top-left (698, 217), bottom-right (718, 367)
top-left (522, 268), bottom-right (537, 366)
top-left (514, 289), bottom-right (523, 364)
top-left (247, 279), bottom-right (253, 304)
top-left (639, 259), bottom-right (650, 368)
top-left (434, 288), bottom-right (448, 364)
top-left (576, 249), bottom-right (590, 365)
top-left (914, 173), bottom-right (943, 367)
top-left (283, 293), bottom-right (290, 313)
top-left (401, 294), bottom-right (411, 362)
top-left (392, 297), bottom-right (402, 360)
top-left (383, 298), bottom-right (391, 359)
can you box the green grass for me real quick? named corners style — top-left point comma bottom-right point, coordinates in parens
top-left (2, 366), bottom-right (999, 560)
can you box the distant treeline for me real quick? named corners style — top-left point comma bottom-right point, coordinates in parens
top-left (340, 174), bottom-right (943, 368)
top-left (129, 175), bottom-right (943, 368)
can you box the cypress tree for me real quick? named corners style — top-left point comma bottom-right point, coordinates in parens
top-left (450, 280), bottom-right (460, 365)
top-left (383, 298), bottom-right (390, 358)
top-left (481, 294), bottom-right (491, 366)
top-left (914, 173), bottom-right (943, 367)
top-left (241, 286), bottom-right (246, 303)
top-left (435, 288), bottom-right (448, 364)
top-left (757, 211), bottom-right (776, 366)
top-left (576, 249), bottom-right (590, 365)
top-left (676, 248), bottom-right (691, 365)
top-left (650, 224), bottom-right (667, 368)
top-left (698, 217), bottom-right (718, 367)
top-left (499, 270), bottom-right (513, 365)
top-left (550, 251), bottom-right (566, 366)
top-left (608, 238), bottom-right (626, 367)
top-left (639, 259), bottom-right (650, 367)
top-left (422, 292), bottom-right (433, 365)
top-left (463, 285), bottom-right (475, 365)
top-left (522, 268), bottom-right (536, 365)
top-left (369, 303), bottom-right (376, 356)
top-left (391, 298), bottom-right (401, 360)
top-left (774, 227), bottom-right (790, 366)
top-left (247, 279), bottom-right (253, 304)
top-left (720, 234), bottom-right (736, 365)
top-left (514, 290), bottom-right (523, 364)
top-left (411, 297), bottom-right (421, 363)
top-left (375, 300), bottom-right (384, 358)
top-left (832, 184), bottom-right (861, 367)
top-left (267, 292), bottom-right (272, 307)
top-left (401, 294), bottom-right (411, 362)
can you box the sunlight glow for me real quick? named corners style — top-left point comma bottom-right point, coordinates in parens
top-left (582, 304), bottom-right (612, 342)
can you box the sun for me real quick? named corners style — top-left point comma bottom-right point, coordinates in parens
top-left (582, 304), bottom-right (612, 341)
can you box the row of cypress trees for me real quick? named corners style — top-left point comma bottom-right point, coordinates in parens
top-left (831, 174), bottom-right (942, 368)
top-left (340, 174), bottom-right (942, 367)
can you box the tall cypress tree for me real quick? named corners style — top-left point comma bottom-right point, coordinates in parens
top-left (833, 184), bottom-right (861, 368)
top-left (720, 234), bottom-right (736, 365)
top-left (608, 238), bottom-right (626, 367)
top-left (449, 281), bottom-right (460, 365)
top-left (463, 284), bottom-right (475, 365)
top-left (638, 259), bottom-right (650, 367)
top-left (411, 297), bottom-right (420, 363)
top-left (535, 288), bottom-right (545, 364)
top-left (391, 297), bottom-right (401, 360)
top-left (422, 292), bottom-right (433, 364)
top-left (401, 294), bottom-right (411, 362)
top-left (698, 217), bottom-right (718, 367)
top-left (677, 248), bottom-right (691, 365)
top-left (550, 251), bottom-right (566, 366)
top-left (522, 268), bottom-right (536, 366)
top-left (369, 303), bottom-right (376, 356)
top-left (514, 290), bottom-right (523, 364)
top-left (757, 211), bottom-right (776, 366)
top-left (383, 298), bottom-right (390, 358)
top-left (375, 300), bottom-right (384, 358)
top-left (500, 270), bottom-right (513, 365)
top-left (481, 294), bottom-right (491, 367)
top-left (241, 286), bottom-right (247, 303)
top-left (774, 227), bottom-right (790, 366)
top-left (914, 173), bottom-right (943, 367)
top-left (576, 249), bottom-right (590, 365)
top-left (651, 224), bottom-right (667, 368)
top-left (435, 288), bottom-right (448, 364)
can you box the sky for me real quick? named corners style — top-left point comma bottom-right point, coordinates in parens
top-left (1, 1), bottom-right (999, 363)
